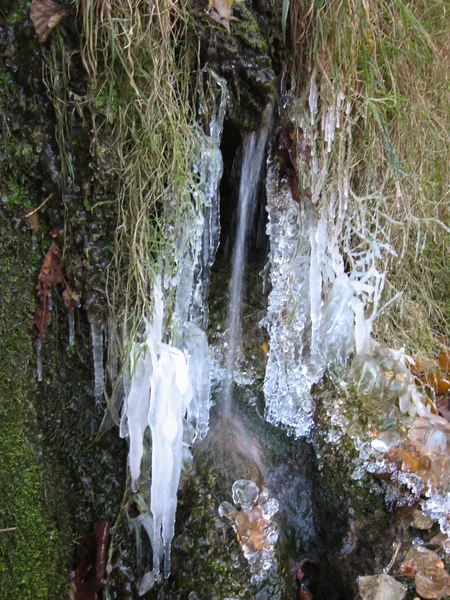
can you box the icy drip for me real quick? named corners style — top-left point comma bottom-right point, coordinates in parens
top-left (223, 127), bottom-right (270, 416)
top-left (68, 311), bottom-right (75, 347)
top-left (120, 76), bottom-right (226, 579)
top-left (262, 77), bottom-right (390, 436)
top-left (88, 317), bottom-right (104, 403)
top-left (262, 172), bottom-right (316, 436)
top-left (120, 284), bottom-right (212, 578)
top-left (36, 340), bottom-right (43, 382)
top-left (173, 72), bottom-right (227, 331)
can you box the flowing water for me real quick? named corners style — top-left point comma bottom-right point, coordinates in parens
top-left (222, 125), bottom-right (270, 417)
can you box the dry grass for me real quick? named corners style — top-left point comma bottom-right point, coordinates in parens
top-left (288, 0), bottom-right (450, 352)
top-left (77, 0), bottom-right (200, 342)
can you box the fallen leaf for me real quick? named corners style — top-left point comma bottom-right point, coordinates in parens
top-left (437, 350), bottom-right (450, 372)
top-left (207, 0), bottom-right (239, 32)
top-left (37, 242), bottom-right (62, 302)
top-left (30, 0), bottom-right (66, 43)
top-left (63, 285), bottom-right (81, 314)
top-left (33, 243), bottom-right (62, 342)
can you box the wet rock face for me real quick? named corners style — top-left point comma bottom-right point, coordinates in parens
top-left (358, 574), bottom-right (406, 600)
top-left (191, 0), bottom-right (283, 131)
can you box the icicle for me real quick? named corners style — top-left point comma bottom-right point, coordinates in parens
top-left (89, 316), bottom-right (104, 403)
top-left (308, 70), bottom-right (318, 125)
top-left (183, 322), bottom-right (211, 441)
top-left (36, 340), bottom-right (42, 382)
top-left (126, 343), bottom-right (152, 488)
top-left (149, 344), bottom-right (192, 579)
top-left (68, 311), bottom-right (75, 347)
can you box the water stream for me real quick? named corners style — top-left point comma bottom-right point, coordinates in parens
top-left (223, 125), bottom-right (270, 417)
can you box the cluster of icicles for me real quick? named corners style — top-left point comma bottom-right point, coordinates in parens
top-left (120, 71), bottom-right (227, 581)
top-left (120, 284), bottom-right (211, 578)
top-left (263, 73), bottom-right (385, 436)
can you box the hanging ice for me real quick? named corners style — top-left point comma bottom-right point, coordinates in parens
top-left (183, 322), bottom-right (211, 442)
top-left (262, 79), bottom-right (388, 436)
top-left (36, 340), bottom-right (43, 382)
top-left (172, 71), bottom-right (227, 331)
top-left (68, 311), bottom-right (75, 347)
top-left (119, 73), bottom-right (226, 580)
top-left (88, 315), bottom-right (104, 403)
top-left (123, 341), bottom-right (152, 489)
top-left (149, 343), bottom-right (192, 578)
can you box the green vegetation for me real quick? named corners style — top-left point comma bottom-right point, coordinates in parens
top-left (76, 0), bottom-right (200, 334)
top-left (0, 215), bottom-right (70, 600)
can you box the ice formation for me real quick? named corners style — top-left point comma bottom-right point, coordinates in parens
top-left (219, 480), bottom-right (279, 584)
top-left (68, 311), bottom-right (75, 347)
top-left (88, 315), bottom-right (104, 403)
top-left (262, 77), bottom-right (390, 436)
top-left (120, 73), bottom-right (227, 578)
top-left (36, 339), bottom-right (43, 382)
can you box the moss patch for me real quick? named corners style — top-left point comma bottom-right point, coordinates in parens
top-left (0, 210), bottom-right (71, 599)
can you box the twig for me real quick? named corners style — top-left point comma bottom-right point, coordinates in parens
top-left (0, 527), bottom-right (17, 533)
top-left (24, 193), bottom-right (53, 218)
top-left (384, 541), bottom-right (401, 574)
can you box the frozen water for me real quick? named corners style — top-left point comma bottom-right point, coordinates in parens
top-left (125, 341), bottom-right (152, 489)
top-left (183, 322), bottom-right (211, 441)
top-left (89, 318), bottom-right (104, 403)
top-left (149, 343), bottom-right (192, 578)
top-left (174, 71), bottom-right (227, 331)
top-left (232, 480), bottom-right (259, 510)
top-left (68, 311), bottom-right (75, 347)
top-left (262, 79), bottom-right (389, 437)
top-left (120, 73), bottom-right (226, 579)
top-left (36, 340), bottom-right (42, 382)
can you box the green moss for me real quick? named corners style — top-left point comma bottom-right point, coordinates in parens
top-left (0, 211), bottom-right (71, 599)
top-left (234, 3), bottom-right (269, 54)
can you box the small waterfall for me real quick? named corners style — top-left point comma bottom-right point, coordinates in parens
top-left (223, 125), bottom-right (270, 417)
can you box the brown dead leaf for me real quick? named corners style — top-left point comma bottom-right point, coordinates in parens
top-left (30, 0), bottom-right (66, 43)
top-left (63, 285), bottom-right (81, 314)
top-left (401, 546), bottom-right (450, 599)
top-left (33, 243), bottom-right (62, 341)
top-left (37, 243), bottom-right (62, 301)
top-left (437, 350), bottom-right (450, 373)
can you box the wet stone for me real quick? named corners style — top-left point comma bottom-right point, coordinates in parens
top-left (358, 574), bottom-right (407, 600)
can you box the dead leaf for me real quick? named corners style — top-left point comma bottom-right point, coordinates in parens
top-left (30, 0), bottom-right (66, 43)
top-left (401, 546), bottom-right (450, 599)
top-left (207, 0), bottom-right (239, 32)
top-left (33, 243), bottom-right (62, 342)
top-left (437, 350), bottom-right (450, 372)
top-left (37, 243), bottom-right (62, 301)
top-left (411, 510), bottom-right (433, 531)
top-left (63, 285), bottom-right (81, 313)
